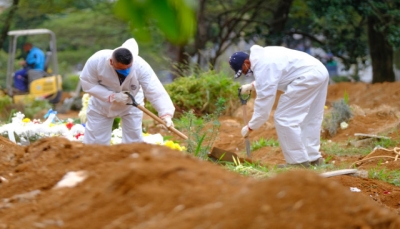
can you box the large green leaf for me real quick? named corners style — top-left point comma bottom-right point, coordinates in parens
top-left (114, 0), bottom-right (197, 45)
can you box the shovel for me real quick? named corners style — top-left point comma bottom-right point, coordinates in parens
top-left (125, 92), bottom-right (188, 140)
top-left (208, 88), bottom-right (253, 163)
top-left (239, 88), bottom-right (252, 158)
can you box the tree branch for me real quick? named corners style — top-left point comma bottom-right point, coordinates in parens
top-left (0, 0), bottom-right (19, 49)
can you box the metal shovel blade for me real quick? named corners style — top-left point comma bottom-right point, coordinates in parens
top-left (209, 147), bottom-right (253, 164)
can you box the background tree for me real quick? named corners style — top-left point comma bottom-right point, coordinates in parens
top-left (0, 0), bottom-right (18, 50)
top-left (306, 0), bottom-right (400, 83)
top-left (172, 0), bottom-right (293, 75)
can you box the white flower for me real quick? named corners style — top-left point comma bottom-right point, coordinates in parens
top-left (70, 124), bottom-right (85, 136)
top-left (340, 122), bottom-right (349, 129)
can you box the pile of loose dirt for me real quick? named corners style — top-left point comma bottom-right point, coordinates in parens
top-left (0, 136), bottom-right (400, 228)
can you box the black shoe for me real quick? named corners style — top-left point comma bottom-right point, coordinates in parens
top-left (310, 157), bottom-right (325, 166)
top-left (277, 161), bottom-right (310, 168)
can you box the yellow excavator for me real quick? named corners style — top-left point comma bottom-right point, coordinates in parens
top-left (5, 28), bottom-right (63, 104)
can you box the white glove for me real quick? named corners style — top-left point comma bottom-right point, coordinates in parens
top-left (240, 82), bottom-right (254, 95)
top-left (161, 115), bottom-right (174, 128)
top-left (108, 92), bottom-right (129, 103)
top-left (241, 125), bottom-right (252, 138)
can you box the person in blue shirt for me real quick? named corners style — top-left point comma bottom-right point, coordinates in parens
top-left (13, 43), bottom-right (45, 92)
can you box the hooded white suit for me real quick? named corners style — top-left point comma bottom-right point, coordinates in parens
top-left (80, 38), bottom-right (174, 144)
top-left (248, 45), bottom-right (329, 164)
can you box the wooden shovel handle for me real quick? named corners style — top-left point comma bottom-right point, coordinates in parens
top-left (136, 104), bottom-right (188, 140)
top-left (124, 92), bottom-right (188, 140)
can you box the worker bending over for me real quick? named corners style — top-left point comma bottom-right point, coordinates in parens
top-left (80, 38), bottom-right (174, 145)
top-left (229, 45), bottom-right (329, 168)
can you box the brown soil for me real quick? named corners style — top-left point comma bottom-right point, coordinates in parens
top-left (1, 82), bottom-right (400, 228)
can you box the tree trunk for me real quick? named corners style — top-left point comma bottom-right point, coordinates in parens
top-left (173, 0), bottom-right (207, 77)
top-left (167, 43), bottom-right (187, 79)
top-left (268, 0), bottom-right (294, 45)
top-left (368, 16), bottom-right (395, 83)
top-left (0, 0), bottom-right (19, 50)
top-left (194, 0), bottom-right (207, 66)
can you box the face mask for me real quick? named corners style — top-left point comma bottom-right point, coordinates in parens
top-left (115, 68), bottom-right (131, 77)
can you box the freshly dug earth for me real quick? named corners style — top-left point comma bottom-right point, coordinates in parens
top-left (0, 137), bottom-right (400, 229)
top-left (1, 82), bottom-right (400, 228)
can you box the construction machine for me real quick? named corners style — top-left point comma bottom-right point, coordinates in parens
top-left (4, 28), bottom-right (63, 104)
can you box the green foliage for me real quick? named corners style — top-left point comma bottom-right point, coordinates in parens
top-left (175, 98), bottom-right (225, 159)
top-left (369, 167), bottom-right (400, 186)
top-left (112, 117), bottom-right (121, 131)
top-left (321, 141), bottom-right (373, 157)
top-left (251, 137), bottom-right (279, 151)
top-left (114, 0), bottom-right (197, 45)
top-left (38, 3), bottom-right (131, 68)
top-left (23, 99), bottom-right (53, 119)
top-left (0, 50), bottom-right (10, 87)
top-left (306, 0), bottom-right (400, 76)
top-left (373, 137), bottom-right (399, 149)
top-left (224, 159), bottom-right (271, 178)
top-left (323, 99), bottom-right (353, 137)
top-left (0, 131), bottom-right (42, 145)
top-left (0, 97), bottom-right (52, 122)
top-left (306, 0), bottom-right (369, 70)
top-left (153, 71), bottom-right (240, 117)
top-left (62, 74), bottom-right (80, 92)
top-left (331, 76), bottom-right (353, 83)
top-left (0, 95), bottom-right (13, 121)
top-left (343, 90), bottom-right (349, 104)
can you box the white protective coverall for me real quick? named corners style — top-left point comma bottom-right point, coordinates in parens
top-left (248, 45), bottom-right (329, 164)
top-left (80, 38), bottom-right (175, 144)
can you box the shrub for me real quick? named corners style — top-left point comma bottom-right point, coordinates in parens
top-left (175, 98), bottom-right (225, 159)
top-left (0, 95), bottom-right (13, 122)
top-left (62, 74), bottom-right (80, 92)
top-left (323, 99), bottom-right (353, 137)
top-left (21, 99), bottom-right (53, 119)
top-left (147, 71), bottom-right (241, 117)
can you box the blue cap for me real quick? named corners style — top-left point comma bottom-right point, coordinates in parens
top-left (229, 52), bottom-right (249, 79)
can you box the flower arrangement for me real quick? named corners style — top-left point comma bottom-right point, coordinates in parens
top-left (78, 93), bottom-right (90, 124)
top-left (0, 109), bottom-right (185, 151)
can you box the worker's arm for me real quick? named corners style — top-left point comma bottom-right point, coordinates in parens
top-left (247, 62), bottom-right (280, 130)
top-left (80, 52), bottom-right (114, 102)
top-left (135, 56), bottom-right (175, 118)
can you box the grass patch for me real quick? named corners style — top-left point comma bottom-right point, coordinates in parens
top-left (373, 137), bottom-right (400, 148)
top-left (251, 137), bottom-right (279, 151)
top-left (321, 140), bottom-right (373, 156)
top-left (368, 166), bottom-right (400, 186)
top-left (223, 160), bottom-right (272, 178)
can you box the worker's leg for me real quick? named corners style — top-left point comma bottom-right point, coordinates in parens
top-left (274, 69), bottom-right (327, 164)
top-left (300, 66), bottom-right (329, 161)
top-left (13, 69), bottom-right (28, 92)
top-left (121, 89), bottom-right (144, 143)
top-left (83, 106), bottom-right (114, 145)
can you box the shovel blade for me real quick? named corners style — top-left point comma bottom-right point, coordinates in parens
top-left (209, 147), bottom-right (252, 164)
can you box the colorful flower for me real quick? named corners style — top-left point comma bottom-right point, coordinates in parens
top-left (66, 122), bottom-right (74, 130)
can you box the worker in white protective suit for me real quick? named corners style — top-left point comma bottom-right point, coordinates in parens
top-left (229, 45), bottom-right (329, 168)
top-left (80, 38), bottom-right (175, 145)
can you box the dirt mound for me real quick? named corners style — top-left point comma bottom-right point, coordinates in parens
top-left (0, 136), bottom-right (24, 171)
top-left (2, 82), bottom-right (400, 228)
top-left (326, 82), bottom-right (400, 109)
top-left (0, 136), bottom-right (399, 228)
